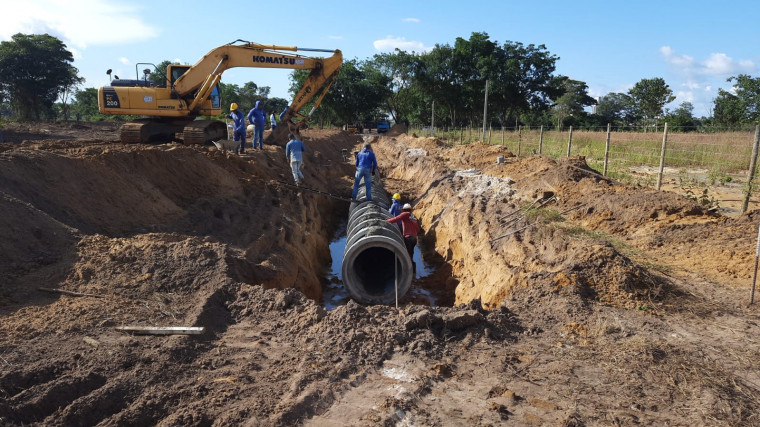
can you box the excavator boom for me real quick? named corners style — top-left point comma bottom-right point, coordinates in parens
top-left (98, 40), bottom-right (342, 144)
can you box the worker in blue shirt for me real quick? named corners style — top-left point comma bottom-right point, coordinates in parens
top-left (247, 100), bottom-right (266, 149)
top-left (389, 193), bottom-right (403, 232)
top-left (285, 133), bottom-right (306, 185)
top-left (352, 142), bottom-right (378, 201)
top-left (227, 103), bottom-right (246, 153)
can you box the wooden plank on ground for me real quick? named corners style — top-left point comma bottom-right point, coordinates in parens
top-left (38, 287), bottom-right (103, 298)
top-left (115, 326), bottom-right (205, 335)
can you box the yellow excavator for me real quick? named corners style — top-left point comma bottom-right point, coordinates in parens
top-left (98, 40), bottom-right (342, 145)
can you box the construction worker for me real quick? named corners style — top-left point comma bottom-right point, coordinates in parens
top-left (247, 100), bottom-right (266, 149)
top-left (279, 106), bottom-right (289, 122)
top-left (352, 142), bottom-right (378, 202)
top-left (227, 103), bottom-right (246, 154)
top-left (270, 112), bottom-right (277, 130)
top-left (386, 203), bottom-right (419, 260)
top-left (285, 133), bottom-right (306, 186)
top-left (389, 193), bottom-right (403, 231)
top-left (390, 193), bottom-right (402, 216)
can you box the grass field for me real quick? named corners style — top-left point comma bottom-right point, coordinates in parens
top-left (414, 125), bottom-right (759, 185)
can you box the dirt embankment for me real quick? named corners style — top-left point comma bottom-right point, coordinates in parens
top-left (1, 123), bottom-right (760, 426)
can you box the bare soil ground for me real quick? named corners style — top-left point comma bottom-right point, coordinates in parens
top-left (1, 121), bottom-right (759, 426)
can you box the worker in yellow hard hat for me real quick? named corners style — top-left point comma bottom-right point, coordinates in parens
top-left (226, 103), bottom-right (246, 153)
top-left (389, 192), bottom-right (403, 232)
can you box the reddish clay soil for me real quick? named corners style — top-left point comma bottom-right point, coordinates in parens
top-left (1, 121), bottom-right (759, 426)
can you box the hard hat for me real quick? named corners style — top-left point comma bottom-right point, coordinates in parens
top-left (392, 193), bottom-right (401, 200)
top-left (230, 103), bottom-right (238, 111)
top-left (402, 203), bottom-right (412, 210)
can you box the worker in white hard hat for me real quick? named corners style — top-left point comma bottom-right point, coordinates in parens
top-left (226, 103), bottom-right (246, 154)
top-left (387, 203), bottom-right (419, 260)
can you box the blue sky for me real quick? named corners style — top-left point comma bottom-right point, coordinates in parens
top-left (2, 0), bottom-right (757, 117)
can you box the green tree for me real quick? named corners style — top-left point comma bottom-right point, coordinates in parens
top-left (627, 77), bottom-right (675, 130)
top-left (371, 49), bottom-right (421, 125)
top-left (71, 87), bottom-right (100, 119)
top-left (416, 43), bottom-right (463, 126)
top-left (291, 58), bottom-right (391, 126)
top-left (551, 77), bottom-right (597, 130)
top-left (726, 74), bottom-right (760, 123)
top-left (666, 101), bottom-right (696, 130)
top-left (487, 40), bottom-right (560, 128)
top-left (713, 89), bottom-right (745, 127)
top-left (235, 81), bottom-right (272, 112)
top-left (594, 92), bottom-right (637, 127)
top-left (0, 33), bottom-right (83, 120)
top-left (218, 82), bottom-right (241, 113)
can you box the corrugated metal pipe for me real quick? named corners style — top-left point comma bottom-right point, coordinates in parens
top-left (342, 174), bottom-right (413, 304)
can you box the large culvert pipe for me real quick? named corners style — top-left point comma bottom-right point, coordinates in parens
top-left (342, 175), bottom-right (413, 304)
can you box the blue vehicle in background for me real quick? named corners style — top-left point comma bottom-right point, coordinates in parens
top-left (376, 118), bottom-right (390, 133)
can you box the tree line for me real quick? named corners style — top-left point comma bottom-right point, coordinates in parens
top-left (1, 32), bottom-right (758, 132)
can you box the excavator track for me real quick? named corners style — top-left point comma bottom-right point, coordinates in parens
top-left (120, 119), bottom-right (156, 144)
top-left (182, 120), bottom-right (228, 145)
top-left (119, 119), bottom-right (186, 144)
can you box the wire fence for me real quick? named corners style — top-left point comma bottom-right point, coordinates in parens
top-left (409, 124), bottom-right (760, 213)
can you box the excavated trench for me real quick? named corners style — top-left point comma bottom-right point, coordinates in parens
top-left (0, 127), bottom-right (669, 317)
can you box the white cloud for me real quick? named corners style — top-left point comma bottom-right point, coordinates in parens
top-left (0, 0), bottom-right (160, 49)
top-left (403, 18), bottom-right (421, 23)
top-left (660, 46), bottom-right (756, 77)
top-left (674, 90), bottom-right (694, 103)
top-left (703, 53), bottom-right (735, 75)
top-left (373, 36), bottom-right (431, 53)
top-left (660, 46), bottom-right (695, 68)
top-left (119, 57), bottom-right (130, 65)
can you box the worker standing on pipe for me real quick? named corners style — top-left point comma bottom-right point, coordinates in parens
top-left (387, 203), bottom-right (419, 260)
top-left (352, 142), bottom-right (378, 201)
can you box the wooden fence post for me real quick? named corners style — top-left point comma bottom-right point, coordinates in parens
top-left (501, 125), bottom-right (504, 146)
top-left (656, 123), bottom-right (669, 191)
top-left (489, 124), bottom-right (492, 144)
top-left (539, 125), bottom-right (544, 155)
top-left (460, 127), bottom-right (463, 144)
top-left (742, 125), bottom-right (760, 213)
top-left (566, 126), bottom-right (573, 157)
top-left (517, 126), bottom-right (522, 157)
top-left (603, 123), bottom-right (611, 176)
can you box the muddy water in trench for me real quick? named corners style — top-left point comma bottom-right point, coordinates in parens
top-left (321, 221), bottom-right (443, 309)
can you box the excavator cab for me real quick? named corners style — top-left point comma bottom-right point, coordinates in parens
top-left (168, 65), bottom-right (191, 88)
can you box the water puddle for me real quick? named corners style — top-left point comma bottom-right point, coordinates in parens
top-left (322, 222), bottom-right (439, 310)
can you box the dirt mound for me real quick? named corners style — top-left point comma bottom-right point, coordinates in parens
top-left (385, 123), bottom-right (408, 137)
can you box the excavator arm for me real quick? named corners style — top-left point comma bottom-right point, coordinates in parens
top-left (98, 40), bottom-right (342, 144)
top-left (174, 42), bottom-right (342, 125)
